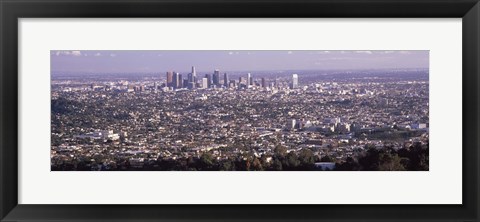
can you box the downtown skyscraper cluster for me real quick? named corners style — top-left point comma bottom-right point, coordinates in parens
top-left (165, 66), bottom-right (299, 90)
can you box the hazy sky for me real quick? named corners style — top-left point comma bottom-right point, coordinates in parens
top-left (51, 50), bottom-right (429, 74)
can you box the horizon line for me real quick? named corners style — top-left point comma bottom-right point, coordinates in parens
top-left (51, 67), bottom-right (429, 75)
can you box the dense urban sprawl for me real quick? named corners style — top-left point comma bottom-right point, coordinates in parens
top-left (51, 68), bottom-right (429, 171)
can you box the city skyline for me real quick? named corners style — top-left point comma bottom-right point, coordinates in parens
top-left (51, 50), bottom-right (429, 74)
top-left (164, 66), bottom-right (303, 90)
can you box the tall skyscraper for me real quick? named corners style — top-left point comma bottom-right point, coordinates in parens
top-left (173, 72), bottom-right (183, 89)
top-left (183, 79), bottom-right (188, 89)
top-left (172, 72), bottom-right (178, 89)
top-left (247, 73), bottom-right (252, 86)
top-left (191, 66), bottom-right (197, 82)
top-left (178, 73), bottom-right (183, 88)
top-left (205, 74), bottom-right (212, 88)
top-left (223, 73), bottom-right (229, 87)
top-left (239, 77), bottom-right (245, 85)
top-left (166, 71), bottom-right (173, 87)
top-left (261, 78), bottom-right (266, 88)
top-left (202, 77), bottom-right (208, 89)
top-left (187, 82), bottom-right (195, 89)
top-left (229, 80), bottom-right (236, 88)
top-left (213, 69), bottom-right (220, 86)
top-left (188, 73), bottom-right (194, 83)
top-left (291, 74), bottom-right (299, 89)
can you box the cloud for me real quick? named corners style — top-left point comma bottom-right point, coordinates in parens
top-left (94, 53), bottom-right (102, 57)
top-left (54, 50), bottom-right (83, 56)
top-left (377, 50), bottom-right (412, 54)
top-left (287, 51), bottom-right (293, 54)
top-left (353, 50), bottom-right (414, 54)
top-left (310, 51), bottom-right (331, 54)
top-left (355, 51), bottom-right (373, 54)
top-left (71, 51), bottom-right (82, 56)
top-left (52, 51), bottom-right (83, 56)
top-left (228, 52), bottom-right (234, 55)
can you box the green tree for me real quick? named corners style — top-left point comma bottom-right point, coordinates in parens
top-left (284, 152), bottom-right (300, 170)
top-left (298, 149), bottom-right (315, 170)
top-left (271, 158), bottom-right (283, 171)
top-left (199, 152), bottom-right (215, 170)
top-left (320, 155), bottom-right (334, 162)
top-left (335, 157), bottom-right (360, 171)
top-left (252, 158), bottom-right (263, 171)
top-left (274, 145), bottom-right (288, 157)
top-left (220, 160), bottom-right (235, 171)
top-left (358, 148), bottom-right (380, 170)
top-left (378, 153), bottom-right (405, 171)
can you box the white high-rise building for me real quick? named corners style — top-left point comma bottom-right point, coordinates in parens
top-left (287, 119), bottom-right (296, 129)
top-left (202, 77), bottom-right (208, 89)
top-left (247, 73), bottom-right (252, 86)
top-left (292, 74), bottom-right (299, 89)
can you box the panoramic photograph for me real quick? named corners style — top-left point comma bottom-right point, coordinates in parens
top-left (51, 50), bottom-right (429, 171)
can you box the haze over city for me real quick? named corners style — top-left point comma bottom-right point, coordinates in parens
top-left (51, 50), bottom-right (429, 74)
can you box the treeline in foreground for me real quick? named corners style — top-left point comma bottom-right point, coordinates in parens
top-left (52, 142), bottom-right (428, 171)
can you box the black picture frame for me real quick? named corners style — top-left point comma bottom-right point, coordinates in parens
top-left (1, 0), bottom-right (479, 221)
